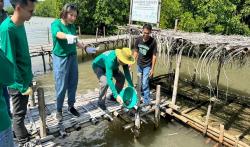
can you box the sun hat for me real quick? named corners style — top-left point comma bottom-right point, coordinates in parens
top-left (115, 48), bottom-right (135, 65)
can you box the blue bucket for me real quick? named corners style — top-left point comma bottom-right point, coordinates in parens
top-left (119, 87), bottom-right (138, 109)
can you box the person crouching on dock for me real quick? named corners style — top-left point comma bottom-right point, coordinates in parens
top-left (92, 48), bottom-right (135, 110)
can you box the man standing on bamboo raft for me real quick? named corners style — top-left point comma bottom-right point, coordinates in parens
top-left (133, 24), bottom-right (157, 112)
top-left (92, 48), bottom-right (135, 110)
top-left (0, 0), bottom-right (37, 146)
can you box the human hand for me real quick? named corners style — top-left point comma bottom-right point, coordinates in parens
top-left (116, 95), bottom-right (124, 105)
top-left (66, 34), bottom-right (78, 44)
top-left (22, 87), bottom-right (33, 96)
top-left (149, 69), bottom-right (154, 78)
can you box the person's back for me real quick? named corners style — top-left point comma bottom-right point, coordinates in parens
top-left (92, 48), bottom-right (135, 110)
top-left (92, 50), bottom-right (118, 70)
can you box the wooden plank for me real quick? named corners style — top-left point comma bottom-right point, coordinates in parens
top-left (37, 87), bottom-right (47, 137)
top-left (219, 124), bottom-right (224, 145)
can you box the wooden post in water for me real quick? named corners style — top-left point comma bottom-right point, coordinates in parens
top-left (167, 51), bottom-right (174, 92)
top-left (174, 19), bottom-right (178, 32)
top-left (154, 85), bottom-right (161, 128)
top-left (203, 101), bottom-right (212, 135)
top-left (103, 26), bottom-right (106, 38)
top-left (171, 51), bottom-right (183, 112)
top-left (48, 51), bottom-right (52, 70)
top-left (191, 68), bottom-right (197, 87)
top-left (95, 27), bottom-right (98, 42)
top-left (216, 52), bottom-right (224, 98)
top-left (136, 73), bottom-right (142, 101)
top-left (30, 81), bottom-right (37, 107)
top-left (134, 73), bottom-right (142, 138)
top-left (37, 87), bottom-right (47, 138)
top-left (78, 26), bottom-right (81, 36)
top-left (47, 27), bottom-right (50, 44)
top-left (130, 71), bottom-right (133, 85)
top-left (41, 47), bottom-right (46, 73)
top-left (118, 29), bottom-right (120, 40)
top-left (219, 124), bottom-right (225, 146)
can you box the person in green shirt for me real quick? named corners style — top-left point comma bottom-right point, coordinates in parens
top-left (92, 48), bottom-right (135, 110)
top-left (0, 0), bottom-right (11, 118)
top-left (0, 0), bottom-right (36, 145)
top-left (51, 3), bottom-right (85, 121)
top-left (0, 50), bottom-right (14, 147)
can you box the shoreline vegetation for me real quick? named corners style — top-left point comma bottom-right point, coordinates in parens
top-left (5, 0), bottom-right (250, 36)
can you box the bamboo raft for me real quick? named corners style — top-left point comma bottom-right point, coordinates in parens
top-left (20, 78), bottom-right (167, 147)
top-left (22, 89), bottom-right (121, 146)
top-left (150, 74), bottom-right (250, 147)
top-left (24, 27), bottom-right (250, 146)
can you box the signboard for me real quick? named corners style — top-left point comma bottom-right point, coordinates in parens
top-left (131, 0), bottom-right (160, 24)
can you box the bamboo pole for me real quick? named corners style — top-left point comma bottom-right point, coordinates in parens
top-left (203, 102), bottom-right (212, 135)
top-left (104, 26), bottom-right (106, 38)
top-left (48, 51), bottom-right (52, 70)
top-left (171, 50), bottom-right (183, 113)
top-left (41, 47), bottom-right (46, 73)
top-left (164, 109), bottom-right (248, 147)
top-left (37, 87), bottom-right (47, 138)
top-left (134, 73), bottom-right (142, 138)
top-left (157, 0), bottom-right (161, 28)
top-left (164, 110), bottom-right (249, 147)
top-left (30, 81), bottom-right (37, 107)
top-left (130, 71), bottom-right (134, 85)
top-left (174, 19), bottom-right (179, 32)
top-left (219, 124), bottom-right (224, 146)
top-left (181, 101), bottom-right (208, 114)
top-left (216, 53), bottom-right (224, 98)
top-left (78, 26), bottom-right (81, 36)
top-left (154, 85), bottom-right (161, 128)
top-left (95, 28), bottom-right (98, 42)
top-left (47, 27), bottom-right (50, 44)
top-left (191, 69), bottom-right (197, 87)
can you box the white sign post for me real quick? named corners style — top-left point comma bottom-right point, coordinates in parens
top-left (128, 0), bottom-right (161, 49)
top-left (131, 0), bottom-right (160, 24)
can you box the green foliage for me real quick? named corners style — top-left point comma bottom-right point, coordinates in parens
top-left (34, 0), bottom-right (250, 35)
top-left (94, 0), bottom-right (129, 34)
top-left (35, 0), bottom-right (59, 17)
top-left (59, 0), bottom-right (97, 34)
top-left (160, 0), bottom-right (250, 35)
top-left (160, 0), bottom-right (182, 29)
top-left (5, 6), bottom-right (14, 15)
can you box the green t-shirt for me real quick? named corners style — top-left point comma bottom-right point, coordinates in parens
top-left (0, 17), bottom-right (32, 93)
top-left (51, 19), bottom-right (77, 57)
top-left (92, 50), bottom-right (134, 98)
top-left (0, 49), bottom-right (14, 132)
